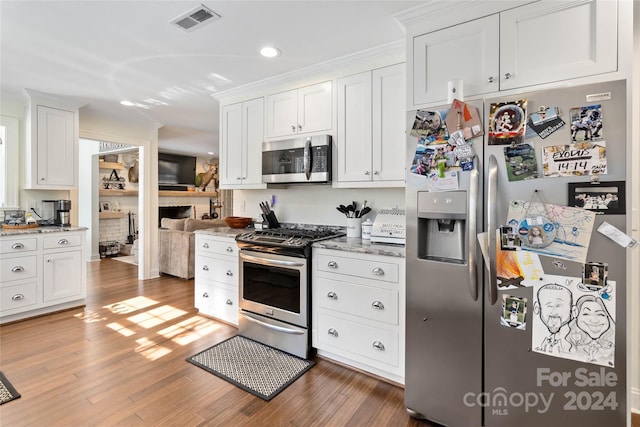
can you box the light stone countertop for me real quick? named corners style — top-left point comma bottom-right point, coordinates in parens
top-left (1, 225), bottom-right (88, 237)
top-left (313, 236), bottom-right (405, 258)
top-left (193, 227), bottom-right (249, 239)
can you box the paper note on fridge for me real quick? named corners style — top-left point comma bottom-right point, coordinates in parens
top-left (542, 141), bottom-right (607, 177)
top-left (597, 221), bottom-right (638, 248)
top-left (507, 200), bottom-right (596, 264)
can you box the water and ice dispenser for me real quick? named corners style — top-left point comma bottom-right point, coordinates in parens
top-left (417, 190), bottom-right (467, 264)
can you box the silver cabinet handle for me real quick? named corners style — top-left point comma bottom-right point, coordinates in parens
top-left (487, 76), bottom-right (495, 83)
top-left (373, 171), bottom-right (379, 175)
top-left (11, 243), bottom-right (24, 249)
top-left (202, 242), bottom-right (209, 248)
top-left (57, 239), bottom-right (69, 245)
top-left (11, 266), bottom-right (24, 273)
top-left (226, 270), bottom-right (233, 276)
top-left (202, 265), bottom-right (209, 271)
top-left (291, 125), bottom-right (296, 132)
top-left (372, 267), bottom-right (384, 276)
top-left (327, 292), bottom-right (338, 300)
top-left (202, 292), bottom-right (209, 298)
top-left (328, 328), bottom-right (339, 337)
top-left (372, 341), bottom-right (385, 351)
top-left (236, 177), bottom-right (242, 180)
top-left (297, 124), bottom-right (302, 131)
top-left (372, 301), bottom-right (384, 310)
top-left (47, 259), bottom-right (52, 263)
top-left (504, 72), bottom-right (512, 80)
top-left (226, 299), bottom-right (233, 305)
top-left (327, 261), bottom-right (338, 269)
top-left (226, 246), bottom-right (234, 253)
top-left (11, 294), bottom-right (25, 301)
top-left (364, 171), bottom-right (370, 175)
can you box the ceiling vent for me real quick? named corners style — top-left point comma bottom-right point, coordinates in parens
top-left (170, 4), bottom-right (220, 32)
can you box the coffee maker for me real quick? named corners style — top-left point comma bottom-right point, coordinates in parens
top-left (43, 200), bottom-right (71, 226)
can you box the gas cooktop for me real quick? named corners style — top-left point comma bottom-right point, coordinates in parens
top-left (235, 228), bottom-right (345, 248)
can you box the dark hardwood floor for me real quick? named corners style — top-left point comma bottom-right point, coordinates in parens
top-left (0, 258), bottom-right (432, 426)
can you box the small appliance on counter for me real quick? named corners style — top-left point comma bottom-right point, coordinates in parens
top-left (370, 208), bottom-right (406, 245)
top-left (42, 199), bottom-right (72, 226)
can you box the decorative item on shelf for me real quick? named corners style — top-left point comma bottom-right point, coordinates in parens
top-left (224, 216), bottom-right (253, 229)
top-left (128, 158), bottom-right (139, 183)
top-left (197, 159), bottom-right (218, 191)
top-left (103, 154), bottom-right (119, 162)
top-left (102, 169), bottom-right (126, 190)
top-left (100, 201), bottom-right (111, 212)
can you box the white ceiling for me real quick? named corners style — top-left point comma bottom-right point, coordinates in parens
top-left (0, 1), bottom-right (423, 157)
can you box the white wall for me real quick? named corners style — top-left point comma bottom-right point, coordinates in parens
top-left (233, 186), bottom-right (404, 227)
top-left (631, 0), bottom-right (640, 414)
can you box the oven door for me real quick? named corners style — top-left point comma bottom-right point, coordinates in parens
top-left (239, 249), bottom-right (307, 328)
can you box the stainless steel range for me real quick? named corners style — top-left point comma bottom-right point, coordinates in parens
top-left (235, 228), bottom-right (344, 359)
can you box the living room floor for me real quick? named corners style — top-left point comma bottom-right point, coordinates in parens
top-left (0, 259), bottom-right (432, 426)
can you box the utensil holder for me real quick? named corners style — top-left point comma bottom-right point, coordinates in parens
top-left (346, 218), bottom-right (362, 238)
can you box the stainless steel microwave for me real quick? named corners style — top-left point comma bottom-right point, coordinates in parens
top-left (262, 135), bottom-right (332, 184)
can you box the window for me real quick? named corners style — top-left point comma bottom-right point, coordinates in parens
top-left (0, 116), bottom-right (19, 209)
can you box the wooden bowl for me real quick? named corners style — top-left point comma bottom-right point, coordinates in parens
top-left (224, 216), bottom-right (253, 229)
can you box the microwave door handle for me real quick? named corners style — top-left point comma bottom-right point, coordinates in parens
top-left (487, 154), bottom-right (499, 306)
top-left (467, 158), bottom-right (479, 301)
top-left (303, 138), bottom-right (312, 180)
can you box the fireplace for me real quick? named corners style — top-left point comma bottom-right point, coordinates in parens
top-left (159, 205), bottom-right (192, 226)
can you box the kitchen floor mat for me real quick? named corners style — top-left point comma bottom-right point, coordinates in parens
top-left (0, 371), bottom-right (21, 405)
top-left (187, 335), bottom-right (314, 401)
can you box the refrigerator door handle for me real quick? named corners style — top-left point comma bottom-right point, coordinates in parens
top-left (487, 154), bottom-right (498, 305)
top-left (468, 160), bottom-right (479, 301)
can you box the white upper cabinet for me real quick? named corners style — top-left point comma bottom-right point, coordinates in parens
top-left (219, 97), bottom-right (265, 189)
top-left (412, 0), bottom-right (618, 106)
top-left (499, 0), bottom-right (617, 90)
top-left (266, 81), bottom-right (332, 139)
top-left (337, 63), bottom-right (406, 187)
top-left (413, 15), bottom-right (499, 106)
top-left (24, 91), bottom-right (80, 189)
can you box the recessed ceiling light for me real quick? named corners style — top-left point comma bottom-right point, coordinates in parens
top-left (120, 100), bottom-right (135, 106)
top-left (207, 152), bottom-right (214, 155)
top-left (260, 46), bottom-right (280, 58)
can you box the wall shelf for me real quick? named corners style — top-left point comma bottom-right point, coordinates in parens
top-left (99, 211), bottom-right (126, 219)
top-left (99, 189), bottom-right (218, 197)
top-left (99, 161), bottom-right (124, 170)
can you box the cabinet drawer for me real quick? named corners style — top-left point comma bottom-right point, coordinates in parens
top-left (195, 281), bottom-right (238, 325)
top-left (0, 255), bottom-right (38, 283)
top-left (195, 255), bottom-right (238, 286)
top-left (317, 253), bottom-right (398, 283)
top-left (0, 237), bottom-right (38, 254)
top-left (1, 282), bottom-right (38, 313)
top-left (315, 278), bottom-right (398, 325)
top-left (196, 235), bottom-right (238, 257)
top-left (43, 233), bottom-right (82, 249)
top-left (317, 312), bottom-right (399, 367)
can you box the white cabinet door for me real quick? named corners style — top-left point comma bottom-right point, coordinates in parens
top-left (43, 250), bottom-right (83, 302)
top-left (372, 63), bottom-right (406, 183)
top-left (500, 0), bottom-right (617, 90)
top-left (219, 98), bottom-right (264, 189)
top-left (266, 89), bottom-right (298, 138)
top-left (35, 105), bottom-right (76, 187)
top-left (219, 103), bottom-right (243, 186)
top-left (337, 71), bottom-right (373, 183)
top-left (412, 14), bottom-right (500, 106)
top-left (266, 81), bottom-right (332, 139)
top-left (297, 81), bottom-right (332, 135)
top-left (242, 97), bottom-right (265, 186)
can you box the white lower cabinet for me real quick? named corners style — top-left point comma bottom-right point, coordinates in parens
top-left (194, 234), bottom-right (239, 326)
top-left (0, 230), bottom-right (86, 323)
top-left (312, 248), bottom-right (405, 384)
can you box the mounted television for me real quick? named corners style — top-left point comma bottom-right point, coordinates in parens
top-left (158, 152), bottom-right (196, 188)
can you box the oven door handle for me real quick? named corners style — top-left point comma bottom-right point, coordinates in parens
top-left (240, 252), bottom-right (305, 268)
top-left (239, 312), bottom-right (305, 335)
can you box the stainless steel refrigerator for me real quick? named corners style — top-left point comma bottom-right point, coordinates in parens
top-left (405, 80), bottom-right (629, 426)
